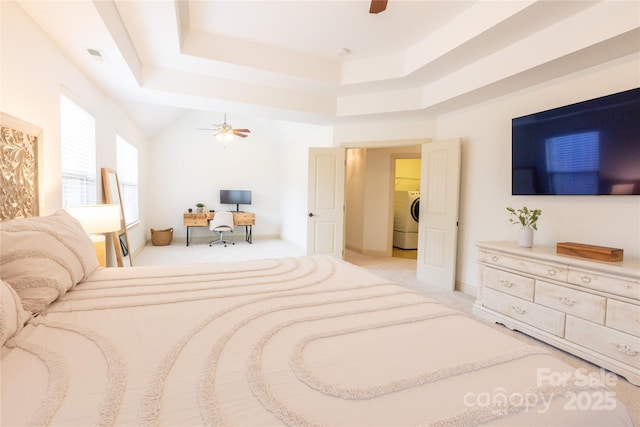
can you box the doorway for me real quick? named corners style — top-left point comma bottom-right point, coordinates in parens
top-left (343, 145), bottom-right (421, 259)
top-left (392, 157), bottom-right (421, 260)
top-left (341, 139), bottom-right (461, 291)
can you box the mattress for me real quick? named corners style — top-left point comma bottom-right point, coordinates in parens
top-left (1, 255), bottom-right (634, 426)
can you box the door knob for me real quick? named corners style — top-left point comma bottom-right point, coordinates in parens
top-left (308, 213), bottom-right (314, 217)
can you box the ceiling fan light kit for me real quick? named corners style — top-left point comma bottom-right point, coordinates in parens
top-left (216, 130), bottom-right (234, 142)
top-left (198, 114), bottom-right (251, 142)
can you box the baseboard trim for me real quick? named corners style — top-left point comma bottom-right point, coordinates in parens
top-left (456, 281), bottom-right (477, 298)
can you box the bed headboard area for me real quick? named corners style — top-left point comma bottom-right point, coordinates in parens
top-left (0, 111), bottom-right (42, 220)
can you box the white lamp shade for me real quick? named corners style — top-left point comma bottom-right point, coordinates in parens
top-left (67, 204), bottom-right (121, 234)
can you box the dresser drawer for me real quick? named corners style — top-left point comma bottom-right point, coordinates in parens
top-left (483, 288), bottom-right (565, 336)
top-left (568, 269), bottom-right (640, 300)
top-left (482, 266), bottom-right (534, 301)
top-left (535, 281), bottom-right (606, 324)
top-left (566, 316), bottom-right (640, 368)
top-left (480, 250), bottom-right (568, 282)
top-left (606, 299), bottom-right (640, 337)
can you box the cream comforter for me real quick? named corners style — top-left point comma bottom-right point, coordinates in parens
top-left (1, 256), bottom-right (634, 426)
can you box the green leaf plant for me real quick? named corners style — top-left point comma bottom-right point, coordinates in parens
top-left (507, 206), bottom-right (542, 231)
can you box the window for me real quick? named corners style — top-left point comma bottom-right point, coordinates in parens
top-left (61, 94), bottom-right (96, 207)
top-left (545, 132), bottom-right (599, 194)
top-left (117, 135), bottom-right (139, 225)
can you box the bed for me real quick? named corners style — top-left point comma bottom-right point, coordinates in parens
top-left (0, 211), bottom-right (635, 426)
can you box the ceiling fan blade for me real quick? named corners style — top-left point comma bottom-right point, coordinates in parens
top-left (233, 129), bottom-right (251, 133)
top-left (369, 0), bottom-right (387, 14)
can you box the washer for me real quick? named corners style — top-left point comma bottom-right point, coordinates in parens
top-left (393, 191), bottom-right (420, 249)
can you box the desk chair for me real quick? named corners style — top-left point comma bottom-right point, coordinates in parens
top-left (209, 211), bottom-right (235, 247)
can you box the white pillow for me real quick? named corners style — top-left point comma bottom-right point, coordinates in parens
top-left (13, 287), bottom-right (60, 314)
top-left (1, 280), bottom-right (30, 345)
top-left (0, 210), bottom-right (99, 310)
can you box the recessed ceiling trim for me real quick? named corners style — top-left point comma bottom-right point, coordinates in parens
top-left (93, 0), bottom-right (143, 84)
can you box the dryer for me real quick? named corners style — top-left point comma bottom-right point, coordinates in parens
top-left (393, 191), bottom-right (420, 249)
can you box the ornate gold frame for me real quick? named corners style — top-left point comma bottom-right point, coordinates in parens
top-left (0, 112), bottom-right (42, 220)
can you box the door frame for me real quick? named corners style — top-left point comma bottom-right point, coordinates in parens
top-left (389, 153), bottom-right (422, 257)
top-left (339, 137), bottom-right (461, 291)
top-left (342, 138), bottom-right (429, 260)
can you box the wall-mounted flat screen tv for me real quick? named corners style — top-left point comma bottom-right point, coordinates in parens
top-left (512, 87), bottom-right (640, 195)
top-left (220, 189), bottom-right (251, 211)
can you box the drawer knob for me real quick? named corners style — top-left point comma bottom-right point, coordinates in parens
top-left (500, 279), bottom-right (515, 288)
top-left (581, 275), bottom-right (592, 284)
top-left (547, 269), bottom-right (557, 276)
top-left (611, 342), bottom-right (638, 356)
top-left (511, 305), bottom-right (527, 315)
top-left (557, 296), bottom-right (576, 307)
top-left (491, 255), bottom-right (499, 262)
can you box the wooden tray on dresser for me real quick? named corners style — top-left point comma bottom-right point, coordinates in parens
top-left (556, 242), bottom-right (623, 262)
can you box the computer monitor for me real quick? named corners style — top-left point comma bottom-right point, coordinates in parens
top-left (219, 190), bottom-right (251, 212)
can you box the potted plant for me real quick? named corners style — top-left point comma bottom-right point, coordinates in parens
top-left (507, 206), bottom-right (541, 248)
top-left (196, 203), bottom-right (205, 213)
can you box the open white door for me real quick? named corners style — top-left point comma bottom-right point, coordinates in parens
top-left (417, 139), bottom-right (462, 290)
top-left (307, 147), bottom-right (345, 257)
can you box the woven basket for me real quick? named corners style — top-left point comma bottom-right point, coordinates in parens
top-left (151, 228), bottom-right (173, 246)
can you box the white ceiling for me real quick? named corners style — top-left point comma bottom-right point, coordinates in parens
top-left (17, 1), bottom-right (640, 137)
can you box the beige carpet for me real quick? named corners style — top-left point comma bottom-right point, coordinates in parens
top-left (134, 241), bottom-right (639, 425)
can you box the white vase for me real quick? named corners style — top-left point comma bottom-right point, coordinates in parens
top-left (518, 227), bottom-right (534, 248)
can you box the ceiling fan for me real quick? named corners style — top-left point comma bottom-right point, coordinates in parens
top-left (197, 114), bottom-right (251, 141)
top-left (369, 0), bottom-right (387, 14)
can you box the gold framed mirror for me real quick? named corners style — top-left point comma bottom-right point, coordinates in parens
top-left (101, 167), bottom-right (132, 267)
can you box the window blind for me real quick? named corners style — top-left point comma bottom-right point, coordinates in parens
top-left (60, 94), bottom-right (96, 208)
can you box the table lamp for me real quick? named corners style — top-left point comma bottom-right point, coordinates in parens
top-left (67, 204), bottom-right (121, 267)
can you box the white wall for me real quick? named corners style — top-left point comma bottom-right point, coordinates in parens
top-left (437, 54), bottom-right (640, 292)
top-left (395, 159), bottom-right (421, 191)
top-left (147, 111), bottom-right (332, 249)
top-left (1, 2), bottom-right (148, 265)
top-left (345, 149), bottom-right (366, 252)
top-left (278, 124), bottom-right (334, 248)
top-left (336, 54), bottom-right (639, 294)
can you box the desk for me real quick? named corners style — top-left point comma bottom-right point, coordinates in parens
top-left (183, 212), bottom-right (255, 246)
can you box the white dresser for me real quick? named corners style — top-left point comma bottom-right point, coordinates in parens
top-left (473, 241), bottom-right (640, 386)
